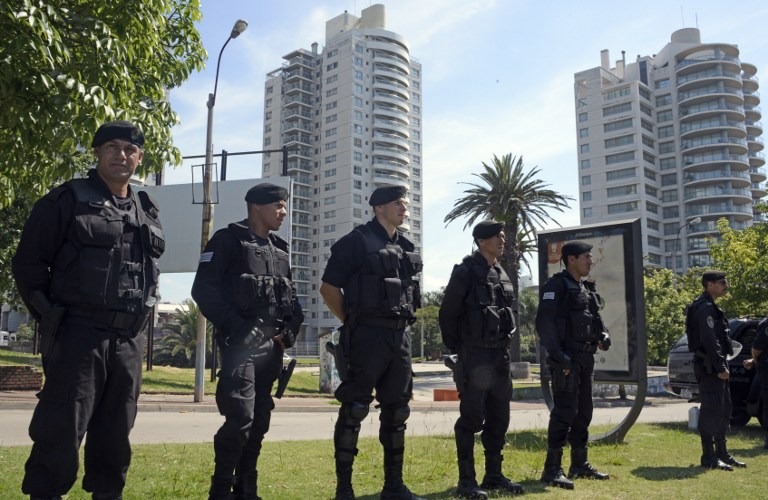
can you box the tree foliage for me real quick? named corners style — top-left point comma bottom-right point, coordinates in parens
top-left (643, 267), bottom-right (698, 365)
top-left (411, 304), bottom-right (443, 360)
top-left (153, 299), bottom-right (212, 368)
top-left (443, 153), bottom-right (573, 361)
top-left (708, 217), bottom-right (768, 316)
top-left (0, 0), bottom-right (206, 206)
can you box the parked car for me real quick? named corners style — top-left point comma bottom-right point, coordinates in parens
top-left (666, 316), bottom-right (765, 427)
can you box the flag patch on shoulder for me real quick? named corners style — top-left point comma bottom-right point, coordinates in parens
top-left (199, 252), bottom-right (214, 263)
top-left (543, 292), bottom-right (555, 300)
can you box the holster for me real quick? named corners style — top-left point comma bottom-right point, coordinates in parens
top-left (274, 356), bottom-right (297, 399)
top-left (29, 291), bottom-right (66, 357)
top-left (551, 367), bottom-right (576, 393)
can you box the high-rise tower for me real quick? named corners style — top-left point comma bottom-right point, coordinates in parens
top-left (574, 28), bottom-right (763, 271)
top-left (262, 5), bottom-right (423, 353)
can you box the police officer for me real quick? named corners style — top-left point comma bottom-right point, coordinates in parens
top-left (686, 270), bottom-right (745, 470)
top-left (12, 120), bottom-right (165, 500)
top-left (743, 317), bottom-right (768, 449)
top-left (319, 185), bottom-right (423, 500)
top-left (536, 241), bottom-right (610, 490)
top-left (439, 220), bottom-right (524, 499)
top-left (191, 183), bottom-right (304, 500)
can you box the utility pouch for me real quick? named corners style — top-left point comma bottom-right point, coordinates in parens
top-left (383, 277), bottom-right (403, 311)
top-left (551, 368), bottom-right (576, 393)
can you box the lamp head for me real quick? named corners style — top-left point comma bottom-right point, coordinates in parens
top-left (231, 19), bottom-right (248, 39)
top-left (688, 216), bottom-right (702, 226)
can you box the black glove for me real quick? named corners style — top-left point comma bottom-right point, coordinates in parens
top-left (228, 318), bottom-right (266, 348)
top-left (600, 332), bottom-right (611, 350)
top-left (280, 329), bottom-right (296, 349)
top-left (548, 351), bottom-right (572, 370)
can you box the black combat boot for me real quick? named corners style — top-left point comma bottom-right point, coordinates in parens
top-left (568, 446), bottom-right (610, 480)
top-left (700, 434), bottom-right (733, 471)
top-left (335, 460), bottom-right (356, 500)
top-left (540, 448), bottom-right (574, 490)
top-left (479, 452), bottom-right (524, 495)
top-left (715, 437), bottom-right (746, 468)
top-left (233, 470), bottom-right (261, 500)
top-left (208, 474), bottom-right (235, 500)
top-left (380, 451), bottom-right (424, 500)
top-left (455, 459), bottom-right (488, 499)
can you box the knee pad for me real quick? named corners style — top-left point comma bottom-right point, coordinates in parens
top-left (381, 404), bottom-right (410, 433)
top-left (392, 405), bottom-right (410, 425)
top-left (343, 401), bottom-right (370, 422)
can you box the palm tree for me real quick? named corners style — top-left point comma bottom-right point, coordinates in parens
top-left (444, 153), bottom-right (573, 361)
top-left (154, 299), bottom-right (213, 368)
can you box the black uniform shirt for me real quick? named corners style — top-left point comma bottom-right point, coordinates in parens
top-left (191, 220), bottom-right (301, 334)
top-left (439, 251), bottom-right (502, 352)
top-left (536, 270), bottom-right (581, 360)
top-left (690, 291), bottom-right (729, 374)
top-left (12, 171), bottom-right (136, 319)
top-left (753, 318), bottom-right (768, 363)
top-left (321, 217), bottom-right (414, 289)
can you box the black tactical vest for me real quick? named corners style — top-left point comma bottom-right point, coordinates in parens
top-left (224, 222), bottom-right (295, 328)
top-left (686, 294), bottom-right (731, 356)
top-left (49, 175), bottom-right (165, 314)
top-left (344, 224), bottom-right (422, 319)
top-left (558, 273), bottom-right (602, 344)
top-left (459, 255), bottom-right (515, 345)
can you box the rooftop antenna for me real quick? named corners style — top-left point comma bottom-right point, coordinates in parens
top-left (680, 6), bottom-right (685, 27)
top-left (695, 13), bottom-right (699, 29)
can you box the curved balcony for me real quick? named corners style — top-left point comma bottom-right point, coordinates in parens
top-left (374, 119), bottom-right (410, 137)
top-left (374, 106), bottom-right (409, 124)
top-left (372, 158), bottom-right (410, 176)
top-left (681, 135), bottom-right (747, 155)
top-left (746, 120), bottom-right (763, 136)
top-left (373, 80), bottom-right (409, 100)
top-left (373, 93), bottom-right (410, 113)
top-left (745, 105), bottom-right (762, 123)
top-left (366, 40), bottom-right (410, 61)
top-left (747, 135), bottom-right (764, 152)
top-left (373, 52), bottom-right (410, 74)
top-left (688, 218), bottom-right (750, 236)
top-left (373, 146), bottom-right (410, 164)
top-left (283, 109), bottom-right (312, 120)
top-left (678, 85), bottom-right (743, 107)
top-left (373, 61), bottom-right (409, 79)
top-left (752, 184), bottom-right (768, 199)
top-left (685, 201), bottom-right (753, 221)
top-left (287, 147), bottom-right (312, 160)
top-left (683, 152), bottom-right (749, 170)
top-left (284, 95), bottom-right (313, 109)
top-left (749, 151), bottom-right (766, 167)
top-left (680, 101), bottom-right (745, 123)
top-left (283, 69), bottom-right (313, 82)
top-left (683, 187), bottom-right (752, 202)
top-left (282, 120), bottom-right (312, 134)
top-left (372, 172), bottom-right (410, 189)
top-left (679, 118), bottom-right (746, 138)
top-left (373, 131), bottom-right (409, 150)
top-left (750, 167), bottom-right (767, 182)
top-left (677, 69), bottom-right (742, 91)
top-left (284, 54), bottom-right (313, 69)
top-left (283, 134), bottom-right (312, 147)
top-left (284, 82), bottom-right (313, 96)
top-left (683, 168), bottom-right (750, 187)
top-left (743, 90), bottom-right (760, 107)
top-left (675, 49), bottom-right (740, 71)
top-left (374, 68), bottom-right (410, 88)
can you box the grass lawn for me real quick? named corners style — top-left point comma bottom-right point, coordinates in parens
top-left (0, 423), bottom-right (765, 499)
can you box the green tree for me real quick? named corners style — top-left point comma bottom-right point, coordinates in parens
top-left (708, 217), bottom-right (768, 316)
top-left (443, 153), bottom-right (573, 361)
top-left (643, 267), bottom-right (698, 365)
top-left (411, 304), bottom-right (443, 360)
top-left (154, 299), bottom-right (212, 368)
top-left (0, 1), bottom-right (206, 206)
top-left (0, 196), bottom-right (34, 304)
top-left (517, 287), bottom-right (539, 362)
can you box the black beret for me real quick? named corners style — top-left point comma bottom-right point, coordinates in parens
top-left (702, 270), bottom-right (726, 285)
top-left (91, 120), bottom-right (145, 147)
top-left (472, 220), bottom-right (504, 239)
top-left (561, 241), bottom-right (593, 260)
top-left (245, 183), bottom-right (289, 204)
top-left (369, 185), bottom-right (407, 206)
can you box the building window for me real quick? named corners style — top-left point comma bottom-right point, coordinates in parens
top-left (326, 62), bottom-right (338, 71)
top-left (646, 202), bottom-right (658, 214)
top-left (326, 74), bottom-right (338, 84)
top-left (605, 151), bottom-right (635, 165)
top-left (353, 166), bottom-right (362, 176)
top-left (654, 78), bottom-right (670, 89)
top-left (604, 118), bottom-right (633, 132)
top-left (661, 190), bottom-right (678, 202)
top-left (580, 159), bottom-right (591, 169)
top-left (582, 191), bottom-right (592, 201)
top-left (353, 180), bottom-right (362, 189)
top-left (325, 141), bottom-right (336, 150)
top-left (581, 175), bottom-right (591, 185)
top-left (323, 224), bottom-right (336, 233)
top-left (324, 182), bottom-right (336, 192)
top-left (354, 152), bottom-right (363, 161)
top-left (642, 135), bottom-right (655, 148)
top-left (607, 184), bottom-right (637, 197)
top-left (324, 168), bottom-right (336, 178)
top-left (659, 141), bottom-right (675, 154)
top-left (325, 127), bottom-right (337, 137)
top-left (324, 196), bottom-right (336, 205)
top-left (580, 143), bottom-right (590, 153)
top-left (645, 185), bottom-right (657, 197)
top-left (648, 236), bottom-right (661, 248)
top-left (354, 138), bottom-right (362, 147)
top-left (353, 194), bottom-right (362, 204)
top-left (326, 101), bottom-right (337, 111)
top-left (657, 109), bottom-right (673, 122)
top-left (603, 102), bottom-right (631, 117)
top-left (353, 124), bottom-right (363, 134)
top-left (265, 111), bottom-right (272, 120)
top-left (658, 125), bottom-right (673, 138)
top-left (607, 201), bottom-right (638, 214)
top-left (579, 128), bottom-right (589, 138)
top-left (661, 173), bottom-right (677, 186)
top-left (660, 157), bottom-right (676, 170)
top-left (604, 134), bottom-right (634, 148)
top-left (326, 114), bottom-right (338, 124)
top-left (663, 206), bottom-right (679, 218)
top-left (647, 219), bottom-right (659, 231)
top-left (606, 167), bottom-right (636, 181)
top-left (656, 94), bottom-right (672, 106)
top-left (354, 70), bottom-right (363, 80)
top-left (324, 155), bottom-right (336, 164)
top-left (579, 112), bottom-right (588, 122)
top-left (603, 87), bottom-right (631, 101)
top-left (583, 207), bottom-right (593, 218)
top-left (643, 151), bottom-right (656, 164)
top-left (644, 168), bottom-right (656, 180)
top-left (354, 83), bottom-right (363, 94)
top-left (354, 97), bottom-right (363, 107)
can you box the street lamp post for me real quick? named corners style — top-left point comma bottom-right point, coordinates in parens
top-left (672, 216), bottom-right (702, 277)
top-left (194, 19), bottom-right (248, 402)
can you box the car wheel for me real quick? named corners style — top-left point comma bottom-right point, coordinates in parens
top-left (730, 408), bottom-right (751, 427)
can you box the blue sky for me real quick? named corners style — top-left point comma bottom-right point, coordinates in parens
top-left (158, 0), bottom-right (768, 304)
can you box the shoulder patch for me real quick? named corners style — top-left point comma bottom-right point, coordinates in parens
top-left (543, 291), bottom-right (556, 300)
top-left (707, 315), bottom-right (714, 329)
top-left (199, 252), bottom-right (214, 263)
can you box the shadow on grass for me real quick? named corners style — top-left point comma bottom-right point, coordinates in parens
top-left (631, 465), bottom-right (706, 481)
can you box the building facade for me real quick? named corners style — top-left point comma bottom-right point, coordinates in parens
top-left (262, 5), bottom-right (423, 353)
top-left (574, 28), bottom-right (764, 271)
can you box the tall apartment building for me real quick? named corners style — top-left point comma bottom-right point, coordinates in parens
top-left (574, 28), bottom-right (764, 271)
top-left (261, 5), bottom-right (423, 353)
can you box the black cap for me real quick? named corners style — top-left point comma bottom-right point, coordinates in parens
top-left (91, 120), bottom-right (145, 148)
top-left (561, 241), bottom-right (593, 261)
top-left (245, 183), bottom-right (289, 204)
top-left (369, 185), bottom-right (407, 206)
top-left (472, 220), bottom-right (504, 240)
top-left (702, 270), bottom-right (727, 286)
